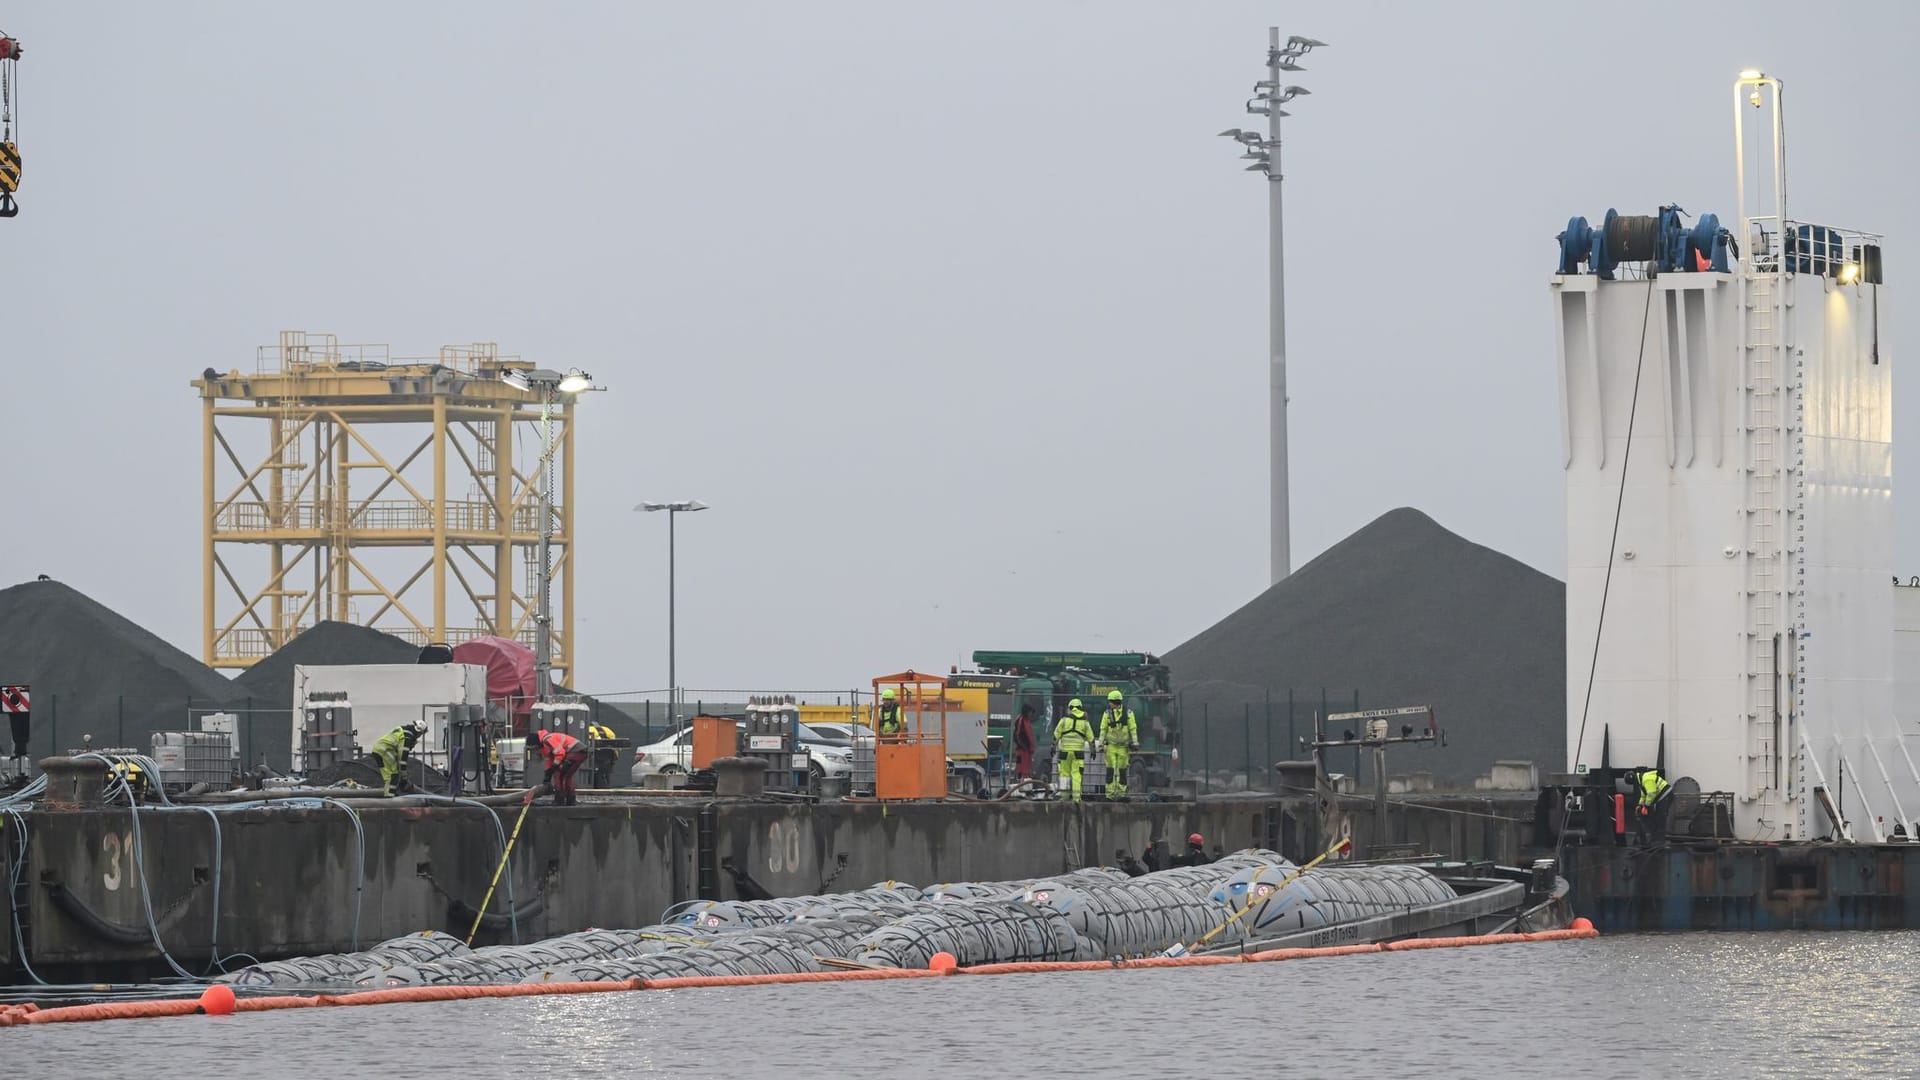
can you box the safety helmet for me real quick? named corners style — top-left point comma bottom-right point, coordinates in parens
top-left (1107, 690), bottom-right (1124, 703)
top-left (1188, 833), bottom-right (1204, 847)
top-left (406, 719), bottom-right (427, 737)
top-left (1068, 698), bottom-right (1083, 712)
top-left (881, 687), bottom-right (897, 701)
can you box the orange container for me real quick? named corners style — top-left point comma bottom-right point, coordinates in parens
top-left (691, 716), bottom-right (738, 770)
top-left (876, 742), bottom-right (947, 800)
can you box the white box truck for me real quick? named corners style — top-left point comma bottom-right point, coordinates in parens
top-left (291, 663), bottom-right (488, 774)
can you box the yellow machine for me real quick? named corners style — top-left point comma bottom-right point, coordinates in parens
top-left (796, 702), bottom-right (860, 731)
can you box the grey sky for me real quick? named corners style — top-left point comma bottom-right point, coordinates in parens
top-left (0, 2), bottom-right (1912, 694)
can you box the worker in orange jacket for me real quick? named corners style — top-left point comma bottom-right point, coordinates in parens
top-left (527, 728), bottom-right (589, 806)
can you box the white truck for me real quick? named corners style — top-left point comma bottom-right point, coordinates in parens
top-left (290, 663), bottom-right (489, 774)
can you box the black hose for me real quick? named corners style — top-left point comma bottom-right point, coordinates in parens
top-left (45, 882), bottom-right (184, 947)
top-left (447, 892), bottom-right (544, 932)
top-left (720, 858), bottom-right (776, 901)
top-left (179, 785), bottom-right (384, 805)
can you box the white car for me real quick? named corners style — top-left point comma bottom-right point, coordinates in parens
top-left (797, 723), bottom-right (855, 784)
top-left (631, 728), bottom-right (696, 781)
top-left (628, 723), bottom-right (855, 786)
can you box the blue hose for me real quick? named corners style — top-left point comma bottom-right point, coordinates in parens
top-left (3, 808), bottom-right (46, 984)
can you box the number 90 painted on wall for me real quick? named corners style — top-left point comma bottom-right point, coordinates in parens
top-left (766, 820), bottom-right (804, 874)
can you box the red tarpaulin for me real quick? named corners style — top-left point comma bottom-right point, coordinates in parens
top-left (451, 636), bottom-right (536, 722)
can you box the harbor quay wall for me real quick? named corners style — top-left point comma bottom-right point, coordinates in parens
top-left (2, 794), bottom-right (1532, 979)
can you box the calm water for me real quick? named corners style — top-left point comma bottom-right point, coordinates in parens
top-left (11, 933), bottom-right (1918, 1078)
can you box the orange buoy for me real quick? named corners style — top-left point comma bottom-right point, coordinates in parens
top-left (198, 985), bottom-right (237, 1017)
top-left (928, 952), bottom-right (958, 972)
top-left (1569, 917), bottom-right (1594, 932)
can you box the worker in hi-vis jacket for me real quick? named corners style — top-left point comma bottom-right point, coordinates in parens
top-left (1098, 690), bottom-right (1140, 800)
top-left (372, 720), bottom-right (426, 796)
top-left (1051, 699), bottom-right (1095, 802)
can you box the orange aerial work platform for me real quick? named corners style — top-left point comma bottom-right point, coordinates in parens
top-left (871, 671), bottom-right (948, 800)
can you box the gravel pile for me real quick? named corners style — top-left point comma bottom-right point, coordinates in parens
top-left (231, 620), bottom-right (421, 710)
top-left (1165, 508), bottom-right (1564, 789)
top-left (228, 621), bottom-right (431, 770)
top-left (0, 578), bottom-right (241, 758)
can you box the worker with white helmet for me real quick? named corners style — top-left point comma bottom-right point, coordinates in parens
top-left (1050, 698), bottom-right (1095, 802)
top-left (371, 719), bottom-right (427, 796)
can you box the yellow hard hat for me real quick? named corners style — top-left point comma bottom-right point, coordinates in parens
top-left (1107, 690), bottom-right (1124, 702)
top-left (881, 688), bottom-right (897, 701)
top-left (1068, 698), bottom-right (1084, 712)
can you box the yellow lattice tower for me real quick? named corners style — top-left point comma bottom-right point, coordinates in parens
top-left (194, 331), bottom-right (578, 681)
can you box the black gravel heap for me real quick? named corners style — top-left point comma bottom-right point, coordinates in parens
top-left (1165, 508), bottom-right (1564, 789)
top-left (227, 621), bottom-right (426, 770)
top-left (232, 620), bottom-right (421, 711)
top-left (0, 578), bottom-right (242, 759)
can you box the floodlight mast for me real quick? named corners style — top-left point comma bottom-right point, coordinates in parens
top-left (1221, 28), bottom-right (1325, 586)
top-left (497, 367), bottom-right (601, 699)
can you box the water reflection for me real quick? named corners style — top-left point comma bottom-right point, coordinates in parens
top-left (9, 933), bottom-right (1919, 1079)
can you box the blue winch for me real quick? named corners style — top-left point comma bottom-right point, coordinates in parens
top-left (1555, 204), bottom-right (1734, 278)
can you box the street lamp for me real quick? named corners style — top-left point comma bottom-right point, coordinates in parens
top-left (635, 499), bottom-right (709, 723)
top-left (1221, 28), bottom-right (1327, 587)
top-left (498, 366), bottom-right (602, 699)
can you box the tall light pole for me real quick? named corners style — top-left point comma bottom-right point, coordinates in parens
top-left (636, 500), bottom-right (709, 722)
top-left (500, 366), bottom-right (598, 700)
top-left (1220, 29), bottom-right (1325, 586)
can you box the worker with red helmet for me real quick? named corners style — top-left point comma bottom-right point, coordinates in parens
top-left (1170, 832), bottom-right (1213, 867)
top-left (527, 727), bottom-right (589, 805)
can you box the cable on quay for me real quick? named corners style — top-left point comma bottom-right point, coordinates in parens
top-left (0, 926), bottom-right (1598, 1026)
top-left (1, 756), bottom-right (386, 987)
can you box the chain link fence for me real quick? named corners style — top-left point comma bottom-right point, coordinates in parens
top-left (2, 685), bottom-right (1417, 796)
top-left (1175, 687), bottom-right (1377, 793)
top-left (1, 693), bottom-right (298, 775)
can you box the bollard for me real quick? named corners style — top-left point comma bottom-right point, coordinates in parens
top-left (710, 756), bottom-right (768, 798)
top-left (39, 756), bottom-right (110, 807)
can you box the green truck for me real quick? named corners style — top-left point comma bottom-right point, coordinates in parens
top-left (966, 650), bottom-right (1177, 790)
